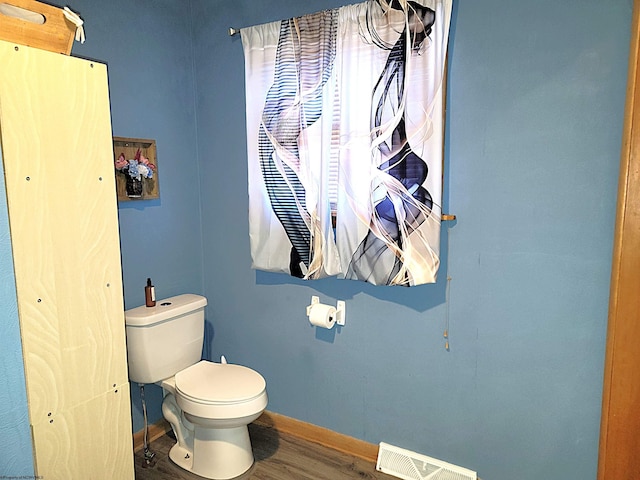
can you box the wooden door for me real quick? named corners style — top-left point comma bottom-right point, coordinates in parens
top-left (597, 1), bottom-right (640, 478)
top-left (0, 40), bottom-right (134, 479)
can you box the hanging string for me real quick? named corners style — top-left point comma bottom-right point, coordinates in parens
top-left (443, 223), bottom-right (453, 351)
top-left (444, 274), bottom-right (451, 350)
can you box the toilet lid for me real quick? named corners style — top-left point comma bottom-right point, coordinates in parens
top-left (175, 361), bottom-right (266, 404)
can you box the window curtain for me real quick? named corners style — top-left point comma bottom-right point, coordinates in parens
top-left (241, 0), bottom-right (452, 286)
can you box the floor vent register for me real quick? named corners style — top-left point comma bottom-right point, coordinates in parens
top-left (376, 442), bottom-right (477, 480)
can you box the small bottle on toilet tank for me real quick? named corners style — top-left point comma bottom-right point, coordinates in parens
top-left (145, 278), bottom-right (156, 307)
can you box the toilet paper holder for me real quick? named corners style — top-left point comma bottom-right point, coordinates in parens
top-left (307, 296), bottom-right (346, 326)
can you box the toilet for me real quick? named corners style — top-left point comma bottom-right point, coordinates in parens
top-left (124, 294), bottom-right (268, 480)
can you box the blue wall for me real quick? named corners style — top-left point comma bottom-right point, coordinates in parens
top-left (0, 1), bottom-right (631, 479)
top-left (190, 1), bottom-right (630, 480)
top-left (0, 154), bottom-right (34, 477)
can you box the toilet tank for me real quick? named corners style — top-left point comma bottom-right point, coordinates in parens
top-left (125, 294), bottom-right (208, 384)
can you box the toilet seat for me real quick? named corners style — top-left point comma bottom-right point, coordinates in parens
top-left (174, 360), bottom-right (268, 422)
top-left (175, 360), bottom-right (266, 404)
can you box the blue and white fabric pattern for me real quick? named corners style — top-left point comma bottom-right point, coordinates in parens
top-left (241, 0), bottom-right (452, 286)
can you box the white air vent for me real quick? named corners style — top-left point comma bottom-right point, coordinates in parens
top-left (376, 442), bottom-right (477, 480)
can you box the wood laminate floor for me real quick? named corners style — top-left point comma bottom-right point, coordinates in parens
top-left (134, 422), bottom-right (397, 480)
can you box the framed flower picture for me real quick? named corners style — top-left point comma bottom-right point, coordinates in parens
top-left (113, 137), bottom-right (160, 201)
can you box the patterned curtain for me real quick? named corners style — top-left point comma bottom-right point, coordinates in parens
top-left (241, 0), bottom-right (452, 286)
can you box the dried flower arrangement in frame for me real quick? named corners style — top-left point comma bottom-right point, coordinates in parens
top-left (113, 137), bottom-right (159, 201)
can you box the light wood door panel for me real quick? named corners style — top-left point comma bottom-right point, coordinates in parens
top-left (32, 383), bottom-right (133, 480)
top-left (0, 39), bottom-right (134, 478)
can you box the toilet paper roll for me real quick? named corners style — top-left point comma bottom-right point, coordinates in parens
top-left (308, 303), bottom-right (337, 329)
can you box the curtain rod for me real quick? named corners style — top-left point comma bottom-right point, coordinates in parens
top-left (228, 3), bottom-right (343, 36)
top-left (227, 1), bottom-right (425, 37)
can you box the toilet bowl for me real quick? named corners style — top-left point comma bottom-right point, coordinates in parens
top-left (124, 294), bottom-right (268, 480)
top-left (161, 361), bottom-right (267, 479)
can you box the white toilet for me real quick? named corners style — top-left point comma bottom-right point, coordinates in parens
top-left (124, 293), bottom-right (268, 480)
